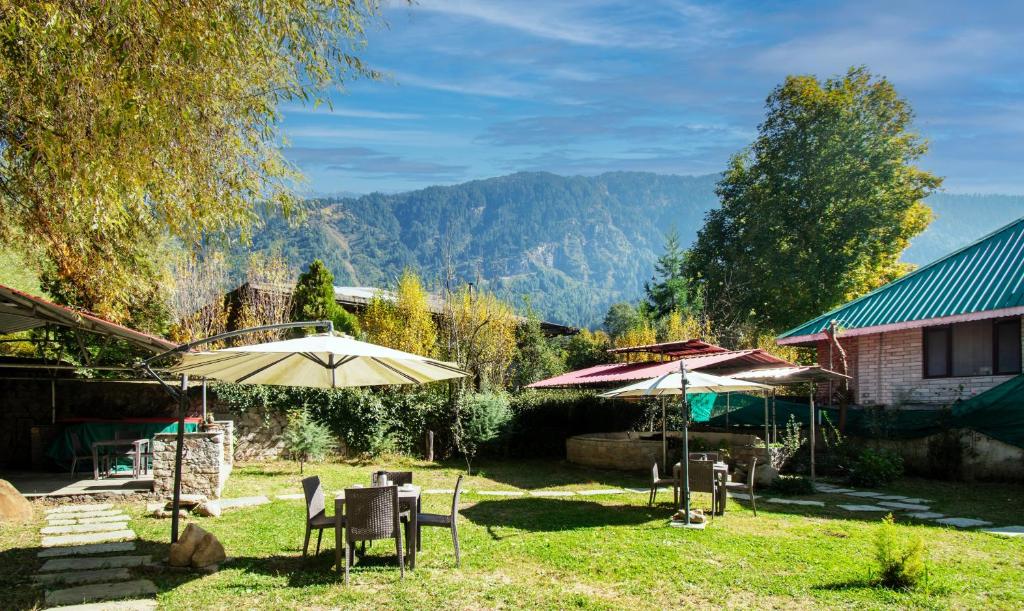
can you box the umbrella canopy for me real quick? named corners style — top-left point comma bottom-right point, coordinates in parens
top-left (599, 369), bottom-right (771, 398)
top-left (168, 334), bottom-right (469, 387)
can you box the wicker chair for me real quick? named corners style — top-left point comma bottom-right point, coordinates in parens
top-left (301, 476), bottom-right (340, 557)
top-left (416, 475), bottom-right (464, 567)
top-left (69, 432), bottom-right (95, 477)
top-left (337, 485), bottom-right (404, 584)
top-left (685, 460), bottom-right (721, 520)
top-left (648, 463), bottom-right (677, 507)
top-left (724, 457), bottom-right (758, 516)
top-left (371, 470), bottom-right (413, 487)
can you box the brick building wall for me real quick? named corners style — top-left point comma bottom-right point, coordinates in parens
top-left (816, 320), bottom-right (1024, 407)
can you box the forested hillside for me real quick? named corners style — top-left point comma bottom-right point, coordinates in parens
top-left (241, 172), bottom-right (1024, 328)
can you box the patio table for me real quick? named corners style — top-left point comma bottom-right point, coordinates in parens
top-left (674, 461), bottom-right (729, 515)
top-left (334, 485), bottom-right (422, 569)
top-left (91, 439), bottom-right (148, 480)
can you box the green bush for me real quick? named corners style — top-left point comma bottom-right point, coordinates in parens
top-left (849, 448), bottom-right (904, 488)
top-left (281, 409), bottom-right (336, 473)
top-left (874, 513), bottom-right (925, 589)
top-left (770, 474), bottom-right (816, 496)
top-left (505, 390), bottom-right (647, 457)
top-left (457, 391), bottom-right (512, 473)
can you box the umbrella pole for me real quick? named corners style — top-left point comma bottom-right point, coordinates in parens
top-left (661, 397), bottom-right (667, 470)
top-left (170, 374), bottom-right (188, 543)
top-left (725, 392), bottom-right (730, 429)
top-left (680, 361), bottom-right (691, 524)
top-left (809, 387), bottom-right (816, 482)
top-left (763, 392), bottom-right (770, 447)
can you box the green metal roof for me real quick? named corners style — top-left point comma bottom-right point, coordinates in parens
top-left (778, 216), bottom-right (1024, 344)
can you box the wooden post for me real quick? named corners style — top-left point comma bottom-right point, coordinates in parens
top-left (426, 430), bottom-right (434, 462)
top-left (809, 389), bottom-right (816, 482)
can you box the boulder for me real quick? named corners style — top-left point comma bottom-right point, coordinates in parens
top-left (755, 464), bottom-right (779, 487)
top-left (151, 508), bottom-right (188, 519)
top-left (194, 500), bottom-right (221, 518)
top-left (0, 479), bottom-right (32, 522)
top-left (175, 494), bottom-right (208, 508)
top-left (191, 532), bottom-right (226, 568)
top-left (168, 523), bottom-right (208, 567)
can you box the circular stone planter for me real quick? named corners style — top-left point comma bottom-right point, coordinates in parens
top-left (565, 431), bottom-right (764, 471)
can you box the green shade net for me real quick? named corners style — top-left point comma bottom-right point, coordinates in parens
top-left (951, 374), bottom-right (1024, 448)
top-left (47, 421), bottom-right (199, 470)
top-left (687, 392), bottom-right (720, 422)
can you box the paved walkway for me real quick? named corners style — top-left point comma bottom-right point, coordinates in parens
top-left (36, 504), bottom-right (156, 609)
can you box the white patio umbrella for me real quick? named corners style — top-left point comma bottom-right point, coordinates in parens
top-left (168, 334), bottom-right (469, 387)
top-left (601, 364), bottom-right (771, 526)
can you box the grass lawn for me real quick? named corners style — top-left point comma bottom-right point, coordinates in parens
top-left (3, 457), bottom-right (1023, 609)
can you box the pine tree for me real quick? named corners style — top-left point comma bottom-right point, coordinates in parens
top-left (290, 259), bottom-right (359, 336)
top-left (645, 229), bottom-right (693, 319)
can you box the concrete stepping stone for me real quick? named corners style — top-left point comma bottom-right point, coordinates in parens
top-left (219, 495), bottom-right (270, 510)
top-left (529, 490), bottom-right (575, 497)
top-left (899, 498), bottom-right (933, 505)
top-left (44, 579), bottom-right (157, 607)
top-left (624, 487), bottom-right (651, 494)
top-left (935, 517), bottom-right (993, 528)
top-left (878, 502), bottom-right (931, 511)
top-left (477, 490), bottom-right (525, 496)
top-left (907, 512), bottom-right (945, 520)
top-left (875, 495), bottom-right (911, 501)
top-left (765, 498), bottom-right (824, 506)
top-left (46, 504), bottom-right (114, 515)
top-left (726, 492), bottom-right (759, 500)
top-left (817, 487), bottom-right (855, 494)
top-left (983, 525), bottom-right (1024, 537)
top-left (844, 491), bottom-right (884, 498)
top-left (48, 509), bottom-right (125, 521)
top-left (41, 554), bottom-right (151, 573)
top-left (43, 530), bottom-right (136, 548)
top-left (47, 514), bottom-right (130, 527)
top-left (41, 522), bottom-right (130, 535)
top-left (47, 600), bottom-right (157, 611)
top-left (838, 504), bottom-right (889, 512)
top-left (275, 493), bottom-right (304, 500)
top-left (35, 567), bottom-right (132, 586)
top-left (38, 541), bottom-right (136, 558)
top-left (577, 489), bottom-right (626, 496)
top-left (423, 489), bottom-right (456, 494)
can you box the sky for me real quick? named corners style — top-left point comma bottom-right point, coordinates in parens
top-left (280, 0), bottom-right (1024, 196)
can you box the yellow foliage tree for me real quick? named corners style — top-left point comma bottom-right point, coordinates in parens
top-left (658, 309), bottom-right (717, 345)
top-left (442, 285), bottom-right (518, 390)
top-left (612, 322), bottom-right (657, 363)
top-left (362, 269), bottom-right (437, 356)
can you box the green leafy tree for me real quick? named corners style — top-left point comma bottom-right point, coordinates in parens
top-left (0, 1), bottom-right (381, 322)
top-left (455, 392), bottom-right (512, 474)
top-left (291, 259), bottom-right (360, 336)
top-left (645, 229), bottom-right (695, 318)
top-left (510, 307), bottom-right (565, 389)
top-left (281, 408), bottom-right (337, 474)
top-left (602, 302), bottom-right (643, 341)
top-left (562, 328), bottom-right (613, 370)
top-left (687, 67), bottom-right (941, 335)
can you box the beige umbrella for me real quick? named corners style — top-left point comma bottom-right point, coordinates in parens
top-left (168, 334), bottom-right (468, 387)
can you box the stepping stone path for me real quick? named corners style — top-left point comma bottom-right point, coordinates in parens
top-left (907, 512), bottom-right (945, 520)
top-left (577, 489), bottom-right (626, 496)
top-left (477, 490), bottom-right (525, 496)
top-left (529, 490), bottom-right (575, 497)
top-left (935, 517), bottom-right (993, 528)
top-left (838, 504), bottom-right (889, 512)
top-left (34, 503), bottom-right (157, 609)
top-left (275, 493), bottom-right (304, 500)
top-left (218, 495), bottom-right (270, 510)
top-left (878, 501), bottom-right (931, 512)
top-left (983, 525), bottom-right (1024, 537)
top-left (765, 498), bottom-right (825, 507)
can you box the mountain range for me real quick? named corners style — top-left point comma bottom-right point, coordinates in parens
top-left (247, 171), bottom-right (1024, 328)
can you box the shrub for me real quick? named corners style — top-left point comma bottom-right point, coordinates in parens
top-left (770, 474), bottom-right (816, 496)
top-left (505, 390), bottom-right (646, 458)
top-left (767, 415), bottom-right (806, 472)
top-left (281, 409), bottom-right (336, 473)
top-left (873, 513), bottom-right (925, 589)
top-left (849, 448), bottom-right (904, 487)
top-left (456, 391), bottom-right (512, 473)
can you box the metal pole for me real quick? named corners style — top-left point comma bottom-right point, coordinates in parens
top-left (763, 392), bottom-right (770, 448)
top-left (51, 378), bottom-right (56, 424)
top-left (809, 387), bottom-right (816, 482)
top-left (771, 390), bottom-right (777, 442)
top-left (680, 361), bottom-right (691, 524)
top-left (201, 379), bottom-right (208, 422)
top-left (170, 374), bottom-right (188, 543)
top-left (725, 392), bottom-right (729, 429)
top-left (661, 397), bottom-right (667, 470)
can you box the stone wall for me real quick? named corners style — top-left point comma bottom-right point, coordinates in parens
top-left (872, 429), bottom-right (1024, 482)
top-left (153, 430), bottom-right (232, 498)
top-left (221, 409), bottom-right (288, 461)
top-left (566, 431), bottom-right (765, 471)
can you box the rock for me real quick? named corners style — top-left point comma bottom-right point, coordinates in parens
top-left (0, 479), bottom-right (32, 522)
top-left (151, 508), bottom-right (188, 519)
top-left (175, 494), bottom-right (208, 508)
top-left (190, 532), bottom-right (226, 568)
top-left (194, 500), bottom-right (221, 518)
top-left (754, 464), bottom-right (778, 486)
top-left (168, 523), bottom-right (208, 567)
top-left (145, 502), bottom-right (168, 513)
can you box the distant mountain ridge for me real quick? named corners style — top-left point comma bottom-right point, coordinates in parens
top-left (247, 171), bottom-right (1024, 328)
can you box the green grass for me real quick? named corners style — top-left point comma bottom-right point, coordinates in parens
top-left (3, 457), bottom-right (1023, 610)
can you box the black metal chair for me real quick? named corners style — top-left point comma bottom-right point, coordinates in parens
top-left (648, 462), bottom-right (677, 507)
top-left (416, 475), bottom-right (464, 567)
top-left (69, 431), bottom-right (95, 477)
top-left (302, 476), bottom-right (340, 557)
top-left (337, 485), bottom-right (405, 584)
top-left (724, 457), bottom-right (758, 516)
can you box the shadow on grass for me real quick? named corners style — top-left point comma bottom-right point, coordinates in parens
top-left (464, 459), bottom-right (648, 490)
top-left (461, 497), bottom-right (662, 538)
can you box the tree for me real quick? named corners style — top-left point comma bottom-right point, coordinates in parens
top-left (611, 321), bottom-right (657, 362)
top-left (658, 308), bottom-right (715, 344)
top-left (441, 284), bottom-right (518, 391)
top-left (166, 250), bottom-right (231, 344)
top-left (602, 302), bottom-right (643, 341)
top-left (563, 328), bottom-right (613, 370)
top-left (0, 1), bottom-right (381, 322)
top-left (686, 67), bottom-right (941, 335)
top-left (236, 252), bottom-right (295, 344)
top-left (362, 269), bottom-right (437, 356)
top-left (645, 229), bottom-right (694, 318)
top-left (291, 259), bottom-right (360, 336)
top-left (454, 391), bottom-right (512, 474)
top-left (281, 408), bottom-right (337, 474)
top-left (509, 307), bottom-right (565, 389)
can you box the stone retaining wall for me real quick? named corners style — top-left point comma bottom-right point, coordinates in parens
top-left (152, 430), bottom-right (232, 498)
top-left (566, 431), bottom-right (766, 471)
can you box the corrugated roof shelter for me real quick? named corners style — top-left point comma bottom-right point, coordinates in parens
top-left (778, 217), bottom-right (1024, 346)
top-left (0, 284), bottom-right (176, 354)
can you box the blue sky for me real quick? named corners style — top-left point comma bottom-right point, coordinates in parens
top-left (280, 0), bottom-right (1024, 196)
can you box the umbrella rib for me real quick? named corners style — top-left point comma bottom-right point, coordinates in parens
top-left (234, 353), bottom-right (298, 383)
top-left (370, 357), bottom-right (421, 384)
top-left (423, 359), bottom-right (468, 374)
top-left (330, 355), bottom-right (359, 370)
top-left (172, 352), bottom-right (247, 371)
top-left (300, 352), bottom-right (330, 367)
